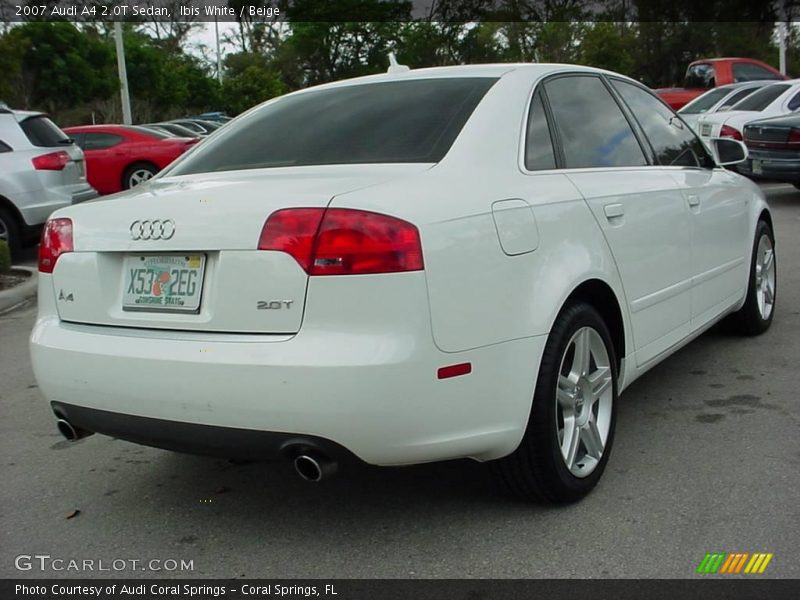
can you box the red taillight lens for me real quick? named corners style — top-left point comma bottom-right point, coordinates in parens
top-left (789, 128), bottom-right (800, 143)
top-left (720, 125), bottom-right (743, 141)
top-left (32, 151), bottom-right (70, 171)
top-left (259, 208), bottom-right (424, 275)
top-left (38, 218), bottom-right (73, 273)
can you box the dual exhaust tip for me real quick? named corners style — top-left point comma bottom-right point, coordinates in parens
top-left (55, 416), bottom-right (338, 481)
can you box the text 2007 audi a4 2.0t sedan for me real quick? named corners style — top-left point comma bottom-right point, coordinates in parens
top-left (30, 64), bottom-right (775, 503)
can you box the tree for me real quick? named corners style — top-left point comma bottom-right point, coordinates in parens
top-left (221, 65), bottom-right (285, 115)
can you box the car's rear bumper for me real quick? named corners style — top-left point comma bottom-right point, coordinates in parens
top-left (50, 402), bottom-right (360, 462)
top-left (30, 274), bottom-right (543, 466)
top-left (736, 151), bottom-right (800, 183)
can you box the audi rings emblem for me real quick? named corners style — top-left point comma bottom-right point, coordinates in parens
top-left (130, 219), bottom-right (176, 241)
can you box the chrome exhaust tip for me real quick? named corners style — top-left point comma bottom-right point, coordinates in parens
top-left (56, 418), bottom-right (92, 441)
top-left (293, 453), bottom-right (337, 482)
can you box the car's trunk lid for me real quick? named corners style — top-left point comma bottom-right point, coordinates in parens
top-left (50, 165), bottom-right (429, 334)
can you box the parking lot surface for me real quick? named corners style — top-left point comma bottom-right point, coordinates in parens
top-left (1, 185), bottom-right (798, 579)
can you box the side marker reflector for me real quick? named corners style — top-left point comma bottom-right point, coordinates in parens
top-left (437, 363), bottom-right (472, 379)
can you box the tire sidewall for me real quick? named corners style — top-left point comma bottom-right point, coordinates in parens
top-left (0, 206), bottom-right (20, 257)
top-left (123, 164), bottom-right (158, 190)
top-left (744, 220), bottom-right (776, 332)
top-left (530, 303), bottom-right (619, 501)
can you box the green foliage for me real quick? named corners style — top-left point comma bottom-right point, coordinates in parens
top-left (0, 0), bottom-right (791, 123)
top-left (0, 240), bottom-right (10, 273)
top-left (221, 65), bottom-right (285, 115)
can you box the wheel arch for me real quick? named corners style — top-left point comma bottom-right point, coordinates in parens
top-left (560, 278), bottom-right (626, 373)
top-left (0, 194), bottom-right (25, 225)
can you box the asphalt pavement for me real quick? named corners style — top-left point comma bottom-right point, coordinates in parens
top-left (1, 185), bottom-right (798, 579)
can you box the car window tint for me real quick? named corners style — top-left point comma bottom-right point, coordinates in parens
top-left (721, 87), bottom-right (759, 108)
top-left (684, 63), bottom-right (715, 88)
top-left (732, 63), bottom-right (782, 83)
top-left (0, 139), bottom-right (11, 152)
top-left (82, 133), bottom-right (124, 150)
top-left (524, 90), bottom-right (557, 171)
top-left (612, 79), bottom-right (712, 168)
top-left (544, 76), bottom-right (646, 169)
top-left (732, 84), bottom-right (791, 111)
top-left (679, 87), bottom-right (731, 114)
top-left (19, 116), bottom-right (71, 147)
top-left (170, 78), bottom-right (498, 175)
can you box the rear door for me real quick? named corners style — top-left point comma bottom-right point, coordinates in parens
top-left (609, 79), bottom-right (749, 329)
top-left (543, 74), bottom-right (693, 366)
top-left (80, 131), bottom-right (126, 193)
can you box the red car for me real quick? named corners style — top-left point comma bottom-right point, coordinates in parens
top-left (656, 58), bottom-right (787, 110)
top-left (62, 125), bottom-right (199, 194)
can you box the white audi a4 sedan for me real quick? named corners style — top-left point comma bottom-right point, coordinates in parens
top-left (30, 64), bottom-right (775, 503)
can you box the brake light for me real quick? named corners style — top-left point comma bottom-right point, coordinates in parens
top-left (32, 151), bottom-right (70, 171)
top-left (789, 128), bottom-right (800, 143)
top-left (38, 218), bottom-right (73, 273)
top-left (720, 125), bottom-right (743, 141)
top-left (259, 208), bottom-right (424, 275)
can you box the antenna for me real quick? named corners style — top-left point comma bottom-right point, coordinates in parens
top-left (387, 52), bottom-right (410, 74)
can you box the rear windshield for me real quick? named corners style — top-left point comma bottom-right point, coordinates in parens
top-left (128, 125), bottom-right (171, 139)
top-left (731, 84), bottom-right (791, 111)
top-left (679, 87), bottom-right (732, 114)
top-left (20, 115), bottom-right (71, 147)
top-left (169, 78), bottom-right (498, 175)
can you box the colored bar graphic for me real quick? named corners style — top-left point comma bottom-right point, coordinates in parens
top-left (702, 552), bottom-right (772, 575)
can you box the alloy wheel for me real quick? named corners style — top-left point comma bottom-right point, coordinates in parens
top-left (754, 234), bottom-right (775, 321)
top-left (555, 326), bottom-right (614, 478)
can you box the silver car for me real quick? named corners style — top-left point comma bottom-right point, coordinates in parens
top-left (678, 81), bottom-right (772, 131)
top-left (0, 108), bottom-right (96, 256)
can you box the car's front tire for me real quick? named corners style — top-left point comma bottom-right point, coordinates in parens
top-left (493, 302), bottom-right (618, 504)
top-left (728, 219), bottom-right (776, 336)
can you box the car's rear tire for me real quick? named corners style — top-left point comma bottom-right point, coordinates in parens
top-left (122, 163), bottom-right (159, 190)
top-left (0, 206), bottom-right (21, 259)
top-left (727, 220), bottom-right (776, 336)
top-left (492, 302), bottom-right (618, 504)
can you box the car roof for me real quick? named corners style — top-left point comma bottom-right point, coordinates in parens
top-left (10, 109), bottom-right (46, 122)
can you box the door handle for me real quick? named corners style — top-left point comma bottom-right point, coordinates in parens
top-left (687, 194), bottom-right (700, 208)
top-left (603, 203), bottom-right (625, 219)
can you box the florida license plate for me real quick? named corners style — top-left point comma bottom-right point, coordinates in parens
top-left (122, 254), bottom-right (205, 312)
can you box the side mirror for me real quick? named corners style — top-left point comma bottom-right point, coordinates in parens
top-left (711, 137), bottom-right (748, 166)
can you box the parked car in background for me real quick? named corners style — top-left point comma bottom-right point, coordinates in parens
top-left (168, 119), bottom-right (221, 136)
top-left (146, 122), bottom-right (202, 139)
top-left (678, 81), bottom-right (772, 131)
top-left (656, 57), bottom-right (787, 110)
top-left (696, 80), bottom-right (800, 145)
top-left (0, 108), bottom-right (96, 255)
top-left (737, 113), bottom-right (800, 188)
top-left (63, 124), bottom-right (199, 194)
top-left (32, 64), bottom-right (773, 505)
top-left (193, 112), bottom-right (232, 123)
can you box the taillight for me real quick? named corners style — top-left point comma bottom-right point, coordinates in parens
top-left (789, 128), bottom-right (800, 143)
top-left (38, 218), bottom-right (73, 273)
top-left (259, 208), bottom-right (424, 275)
top-left (720, 125), bottom-right (743, 141)
top-left (32, 151), bottom-right (70, 171)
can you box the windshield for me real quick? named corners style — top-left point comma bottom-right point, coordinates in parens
top-left (731, 84), bottom-right (791, 112)
top-left (679, 88), bottom-right (732, 114)
top-left (169, 78), bottom-right (498, 176)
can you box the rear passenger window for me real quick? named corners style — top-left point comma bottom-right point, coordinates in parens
top-left (544, 76), bottom-right (646, 169)
top-left (611, 79), bottom-right (713, 168)
top-left (788, 92), bottom-right (800, 111)
top-left (524, 91), bottom-right (557, 171)
top-left (82, 133), bottom-right (123, 150)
